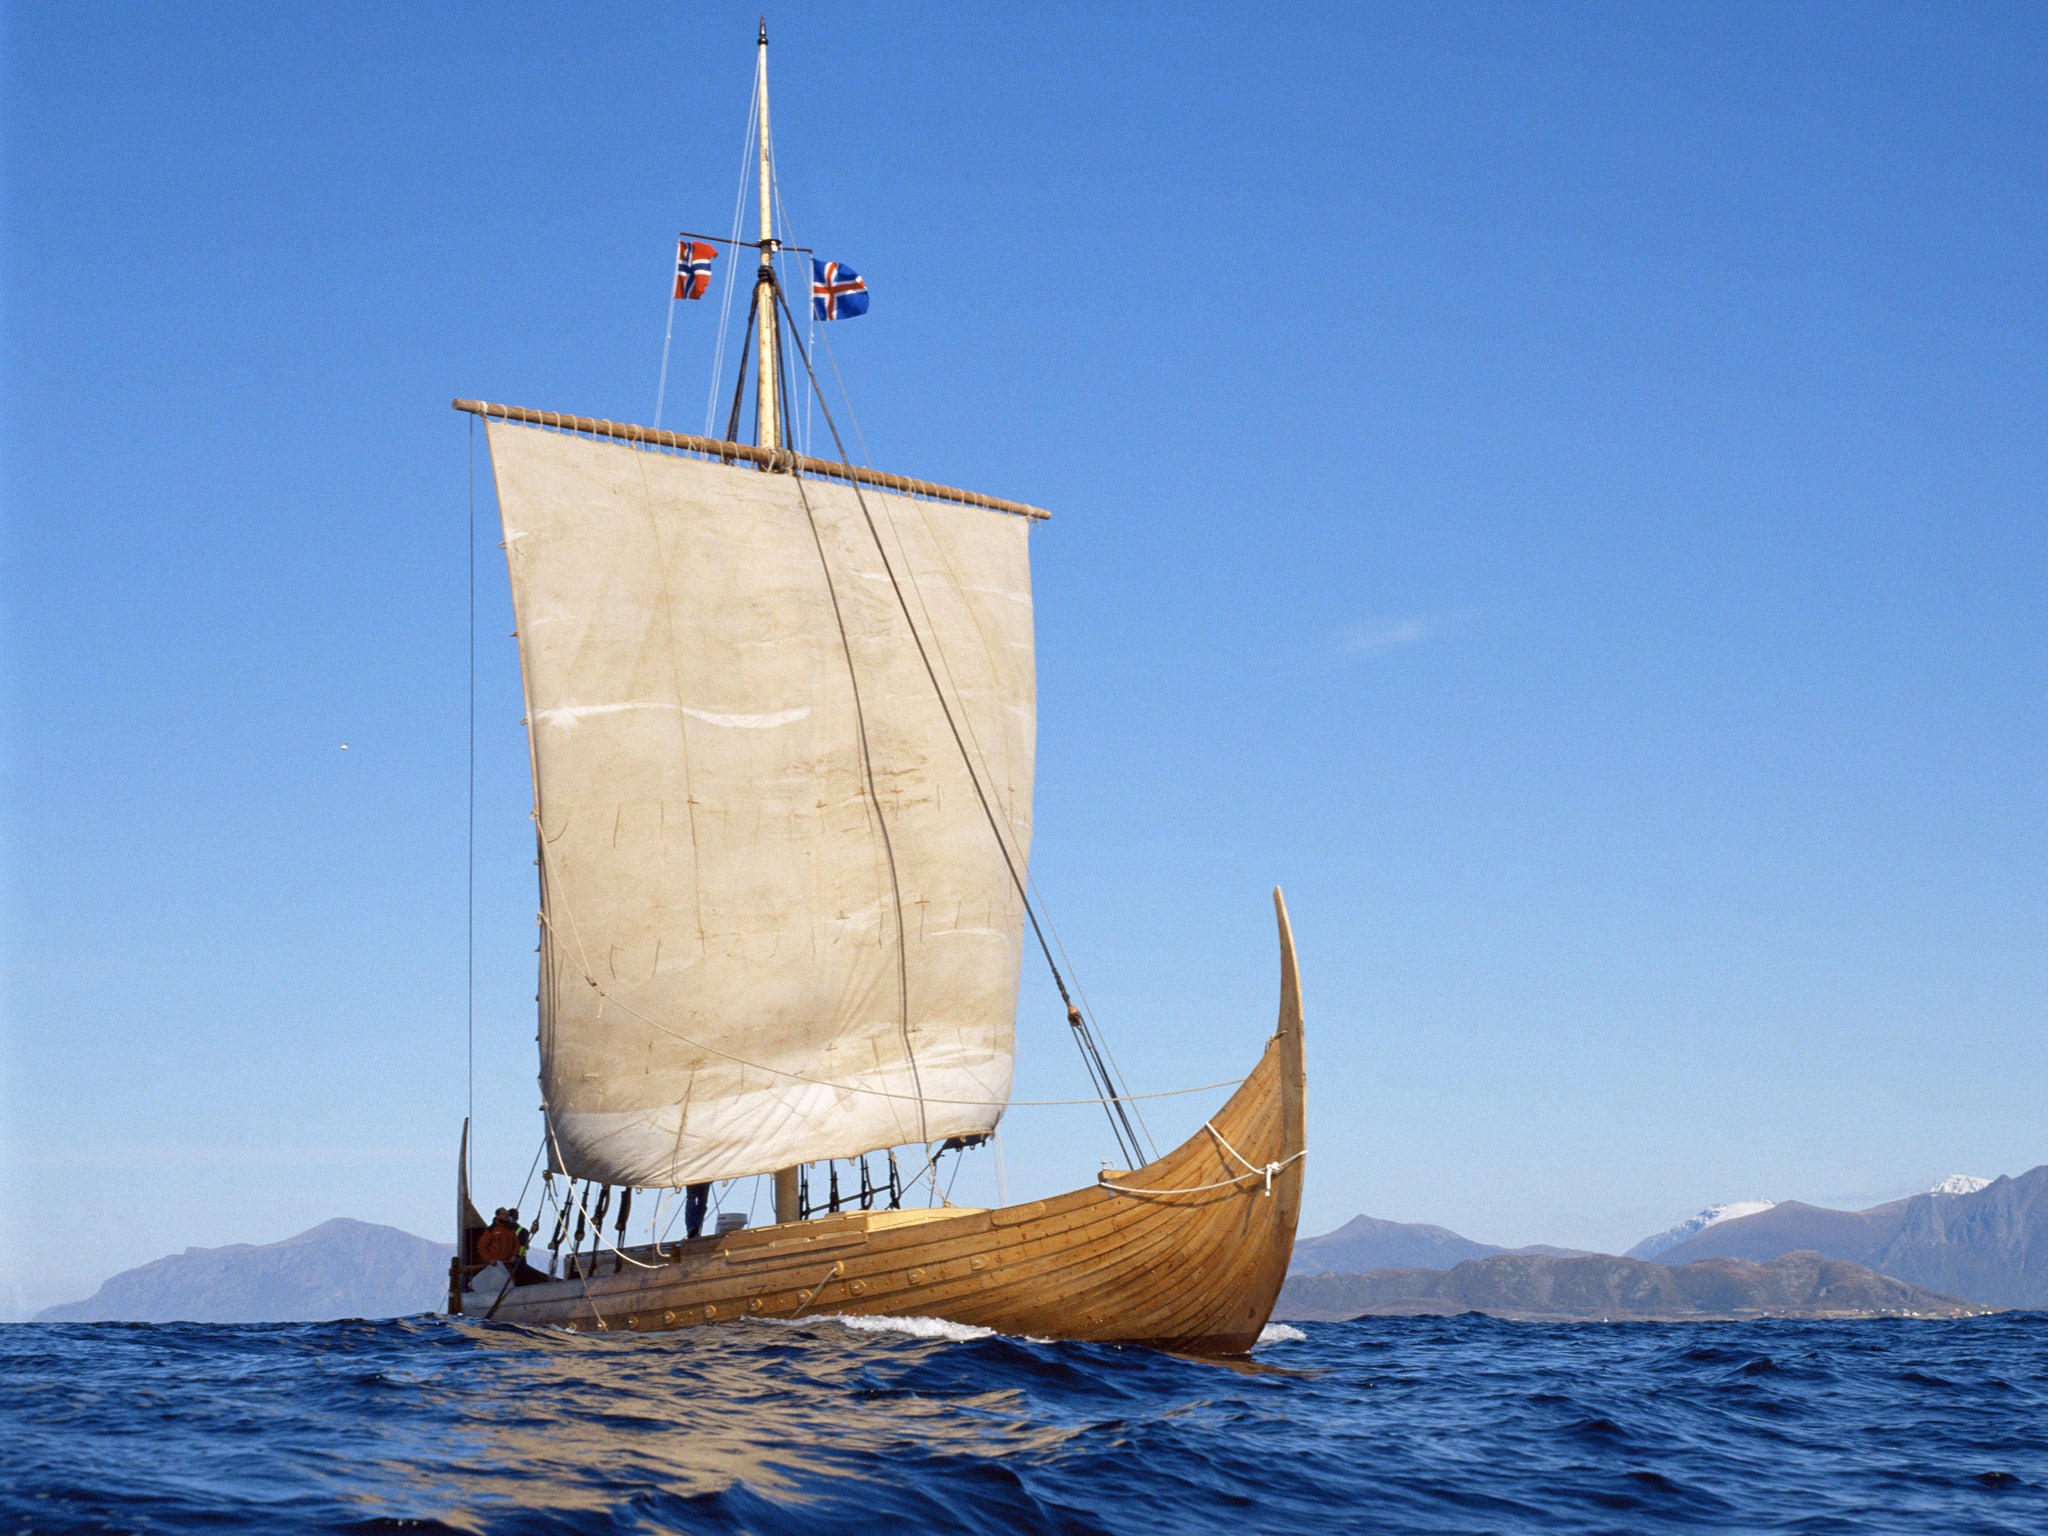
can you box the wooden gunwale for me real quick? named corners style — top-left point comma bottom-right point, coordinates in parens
top-left (460, 890), bottom-right (1305, 1355)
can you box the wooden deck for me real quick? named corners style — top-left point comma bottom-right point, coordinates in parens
top-left (456, 891), bottom-right (1307, 1355)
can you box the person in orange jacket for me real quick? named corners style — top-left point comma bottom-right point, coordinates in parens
top-left (475, 1208), bottom-right (519, 1266)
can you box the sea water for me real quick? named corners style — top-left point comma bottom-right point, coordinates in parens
top-left (4, 1312), bottom-right (2044, 1533)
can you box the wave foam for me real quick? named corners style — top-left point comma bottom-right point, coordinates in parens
top-left (1258, 1324), bottom-right (1306, 1345)
top-left (821, 1313), bottom-right (997, 1343)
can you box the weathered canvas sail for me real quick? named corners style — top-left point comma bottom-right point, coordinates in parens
top-left (484, 421), bottom-right (1036, 1188)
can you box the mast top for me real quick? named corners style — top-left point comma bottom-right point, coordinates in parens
top-left (758, 17), bottom-right (767, 45)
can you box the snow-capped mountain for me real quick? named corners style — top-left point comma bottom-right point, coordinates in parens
top-left (1928, 1174), bottom-right (1990, 1196)
top-left (1625, 1199), bottom-right (1777, 1261)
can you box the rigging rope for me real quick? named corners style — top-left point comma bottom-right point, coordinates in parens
top-left (541, 1120), bottom-right (663, 1270)
top-left (772, 284), bottom-right (1149, 1167)
top-left (721, 289), bottom-right (758, 444)
top-left (787, 461), bottom-right (930, 1144)
top-left (702, 52), bottom-right (762, 439)
top-left (794, 282), bottom-right (1153, 1160)
top-left (653, 287), bottom-right (678, 432)
top-left (466, 415), bottom-right (477, 1162)
top-left (765, 256), bottom-right (929, 1141)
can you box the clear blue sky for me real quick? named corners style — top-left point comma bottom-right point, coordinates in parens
top-left (4, 2), bottom-right (2044, 1314)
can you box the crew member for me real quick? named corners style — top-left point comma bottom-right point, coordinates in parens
top-left (505, 1207), bottom-right (546, 1284)
top-left (685, 1182), bottom-right (711, 1239)
top-left (474, 1208), bottom-right (518, 1267)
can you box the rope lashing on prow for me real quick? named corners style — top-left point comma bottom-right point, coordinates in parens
top-left (1097, 1152), bottom-right (1306, 1199)
top-left (1097, 1123), bottom-right (1306, 1198)
top-left (767, 282), bottom-right (1150, 1168)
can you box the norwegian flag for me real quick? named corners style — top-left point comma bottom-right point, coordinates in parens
top-left (674, 240), bottom-right (716, 300)
top-left (811, 258), bottom-right (869, 321)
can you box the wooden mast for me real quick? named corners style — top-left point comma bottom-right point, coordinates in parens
top-left (755, 19), bottom-right (803, 1227)
top-left (752, 18), bottom-right (780, 454)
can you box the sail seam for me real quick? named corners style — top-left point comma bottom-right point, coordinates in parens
top-left (802, 319), bottom-right (1158, 1164)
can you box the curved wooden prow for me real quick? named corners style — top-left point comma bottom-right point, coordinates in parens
top-left (449, 1118), bottom-right (487, 1314)
top-left (1272, 885), bottom-right (1307, 1173)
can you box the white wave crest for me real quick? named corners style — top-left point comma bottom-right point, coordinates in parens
top-left (1258, 1323), bottom-right (1306, 1345)
top-left (819, 1313), bottom-right (996, 1343)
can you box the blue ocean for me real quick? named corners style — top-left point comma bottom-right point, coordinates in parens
top-left (5, 1312), bottom-right (2044, 1533)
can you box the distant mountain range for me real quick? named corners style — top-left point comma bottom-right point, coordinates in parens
top-left (1288, 1215), bottom-right (1588, 1276)
top-left (1651, 1166), bottom-right (2047, 1309)
top-left (1286, 1166), bottom-right (2045, 1317)
top-left (1625, 1176), bottom-right (1994, 1262)
top-left (1275, 1251), bottom-right (1990, 1323)
top-left (35, 1219), bottom-right (451, 1323)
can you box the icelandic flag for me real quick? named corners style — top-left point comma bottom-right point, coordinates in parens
top-left (811, 258), bottom-right (869, 321)
top-left (674, 240), bottom-right (716, 300)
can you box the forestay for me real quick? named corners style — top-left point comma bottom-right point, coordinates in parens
top-left (485, 422), bottom-right (1036, 1188)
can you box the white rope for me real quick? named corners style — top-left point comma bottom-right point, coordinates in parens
top-left (766, 174), bottom-right (817, 458)
top-left (647, 1186), bottom-right (669, 1258)
top-left (1099, 1150), bottom-right (1306, 1199)
top-left (803, 294), bottom-right (817, 455)
top-left (1203, 1120), bottom-right (1262, 1176)
top-left (653, 286), bottom-right (678, 431)
top-left (702, 53), bottom-right (762, 438)
top-left (562, 1183), bottom-right (661, 1270)
top-left (541, 1117), bottom-right (664, 1271)
top-left (812, 323), bottom-right (873, 464)
top-left (512, 1139), bottom-right (544, 1216)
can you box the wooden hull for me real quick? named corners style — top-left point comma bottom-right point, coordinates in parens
top-left (455, 891), bottom-right (1307, 1356)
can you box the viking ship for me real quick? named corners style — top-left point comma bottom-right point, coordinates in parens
top-left (449, 25), bottom-right (1305, 1355)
